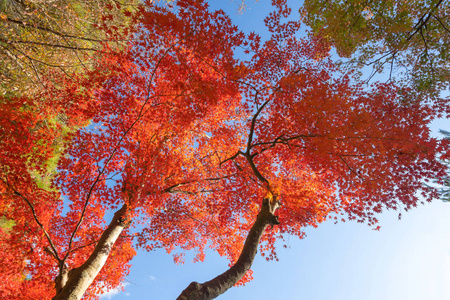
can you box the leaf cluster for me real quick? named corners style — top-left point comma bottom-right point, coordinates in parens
top-left (0, 0), bottom-right (139, 97)
top-left (300, 0), bottom-right (450, 99)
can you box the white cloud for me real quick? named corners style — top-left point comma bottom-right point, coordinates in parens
top-left (99, 282), bottom-right (129, 299)
top-left (149, 275), bottom-right (156, 280)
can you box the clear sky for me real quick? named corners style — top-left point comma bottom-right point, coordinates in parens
top-left (100, 1), bottom-right (450, 299)
top-left (104, 196), bottom-right (450, 300)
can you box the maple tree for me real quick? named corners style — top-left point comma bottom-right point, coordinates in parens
top-left (1, 0), bottom-right (449, 299)
top-left (300, 0), bottom-right (450, 100)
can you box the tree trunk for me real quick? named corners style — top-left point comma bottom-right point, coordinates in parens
top-left (52, 205), bottom-right (129, 300)
top-left (177, 198), bottom-right (280, 300)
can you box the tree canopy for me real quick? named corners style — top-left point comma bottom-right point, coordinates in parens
top-left (300, 0), bottom-right (450, 100)
top-left (1, 0), bottom-right (449, 299)
top-left (0, 0), bottom-right (138, 97)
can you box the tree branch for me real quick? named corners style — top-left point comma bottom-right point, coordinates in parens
top-left (11, 188), bottom-right (61, 263)
top-left (177, 197), bottom-right (280, 300)
top-left (5, 17), bottom-right (110, 43)
top-left (247, 99), bottom-right (270, 151)
top-left (433, 14), bottom-right (450, 34)
top-left (53, 205), bottom-right (130, 300)
top-left (1, 38), bottom-right (100, 52)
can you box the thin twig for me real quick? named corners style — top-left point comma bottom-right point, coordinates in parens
top-left (11, 188), bottom-right (61, 263)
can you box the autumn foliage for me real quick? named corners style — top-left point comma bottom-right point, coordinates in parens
top-left (0, 0), bottom-right (448, 299)
top-left (300, 0), bottom-right (450, 99)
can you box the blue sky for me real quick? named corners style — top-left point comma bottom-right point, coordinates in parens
top-left (100, 1), bottom-right (450, 299)
top-left (104, 194), bottom-right (450, 300)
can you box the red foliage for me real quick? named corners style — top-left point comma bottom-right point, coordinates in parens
top-left (0, 0), bottom-right (447, 298)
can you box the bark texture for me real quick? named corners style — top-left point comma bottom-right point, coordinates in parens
top-left (52, 205), bottom-right (129, 300)
top-left (177, 198), bottom-right (280, 300)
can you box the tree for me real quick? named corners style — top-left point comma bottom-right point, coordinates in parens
top-left (0, 93), bottom-right (67, 298)
top-left (0, 3), bottom-right (140, 294)
top-left (1, 0), bottom-right (448, 299)
top-left (300, 0), bottom-right (450, 101)
top-left (0, 0), bottom-right (138, 97)
top-left (434, 130), bottom-right (450, 201)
